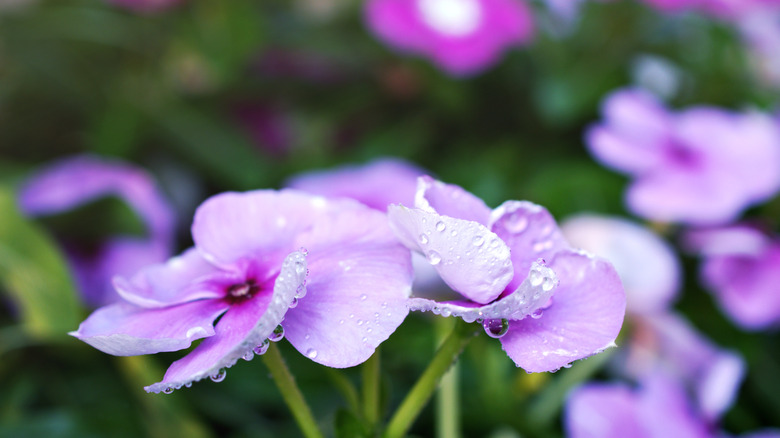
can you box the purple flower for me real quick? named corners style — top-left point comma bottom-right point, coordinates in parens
top-left (685, 225), bottom-right (780, 330)
top-left (18, 155), bottom-right (175, 307)
top-left (565, 372), bottom-right (780, 438)
top-left (364, 0), bottom-right (534, 76)
top-left (233, 104), bottom-right (295, 157)
top-left (586, 88), bottom-right (780, 225)
top-left (561, 214), bottom-right (681, 315)
top-left (387, 176), bottom-right (626, 372)
top-left (71, 190), bottom-right (413, 393)
top-left (285, 157), bottom-right (427, 211)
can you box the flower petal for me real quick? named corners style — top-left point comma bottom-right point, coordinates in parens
top-left (113, 247), bottom-right (229, 308)
top-left (407, 260), bottom-right (557, 322)
top-left (70, 299), bottom-right (229, 356)
top-left (490, 200), bottom-right (570, 291)
top-left (388, 204), bottom-right (513, 304)
top-left (283, 207), bottom-right (413, 368)
top-left (565, 383), bottom-right (644, 438)
top-left (561, 214), bottom-right (680, 315)
top-left (500, 251), bottom-right (626, 372)
top-left (415, 176), bottom-right (492, 226)
top-left (144, 251), bottom-right (307, 393)
top-left (192, 190), bottom-right (359, 268)
top-left (285, 158), bottom-right (426, 211)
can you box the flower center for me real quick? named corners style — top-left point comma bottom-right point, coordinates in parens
top-left (226, 279), bottom-right (261, 303)
top-left (417, 0), bottom-right (483, 37)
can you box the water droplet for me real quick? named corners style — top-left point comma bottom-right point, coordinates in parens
top-left (428, 251), bottom-right (442, 265)
top-left (339, 319), bottom-right (345, 324)
top-left (304, 333), bottom-right (310, 340)
top-left (542, 277), bottom-right (555, 292)
top-left (163, 387), bottom-right (174, 394)
top-left (299, 247), bottom-right (309, 256)
top-left (472, 235), bottom-right (484, 247)
top-left (295, 261), bottom-right (306, 275)
top-left (483, 318), bottom-right (509, 338)
top-left (269, 325), bottom-right (285, 342)
top-left (360, 294), bottom-right (367, 301)
top-left (243, 350), bottom-right (255, 361)
top-left (505, 213), bottom-right (528, 233)
top-left (210, 369), bottom-right (227, 383)
top-left (254, 340), bottom-right (270, 355)
top-left (531, 309), bottom-right (543, 319)
top-left (349, 313), bottom-right (355, 318)
top-left (185, 382), bottom-right (192, 388)
top-left (562, 363), bottom-right (572, 369)
top-left (289, 297), bottom-right (299, 308)
top-left (450, 230), bottom-right (458, 237)
top-left (440, 308), bottom-right (452, 317)
top-left (419, 234), bottom-right (429, 245)
top-left (357, 319), bottom-right (364, 326)
top-left (533, 241), bottom-right (547, 252)
top-left (295, 284), bottom-right (307, 299)
top-left (435, 221), bottom-right (446, 232)
top-left (306, 349), bottom-right (318, 359)
top-left (529, 269), bottom-right (543, 286)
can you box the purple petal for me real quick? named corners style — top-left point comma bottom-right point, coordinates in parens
top-left (500, 251), bottom-right (626, 372)
top-left (561, 214), bottom-right (681, 315)
top-left (684, 225), bottom-right (770, 257)
top-left (585, 89), bottom-right (670, 175)
top-left (70, 299), bottom-right (229, 356)
top-left (192, 190), bottom-right (359, 268)
top-left (406, 260), bottom-right (556, 322)
top-left (18, 155), bottom-right (174, 242)
top-left (283, 208), bottom-right (413, 368)
top-left (565, 383), bottom-right (645, 438)
top-left (388, 204), bottom-right (513, 304)
top-left (490, 200), bottom-right (570, 291)
top-left (145, 251), bottom-right (307, 393)
top-left (113, 247), bottom-right (229, 308)
top-left (415, 176), bottom-right (492, 225)
top-left (285, 158), bottom-right (427, 210)
top-left (636, 374), bottom-right (711, 438)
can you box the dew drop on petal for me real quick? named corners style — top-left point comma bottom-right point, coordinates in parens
top-left (298, 247), bottom-right (309, 256)
top-left (242, 350), bottom-right (254, 361)
top-left (428, 250), bottom-right (442, 265)
top-left (435, 221), bottom-right (446, 232)
top-left (529, 269), bottom-right (543, 286)
top-left (254, 340), bottom-right (270, 355)
top-left (472, 235), bottom-right (484, 247)
top-left (360, 294), bottom-right (367, 301)
top-left (542, 277), bottom-right (555, 292)
top-left (269, 325), bottom-right (285, 342)
top-left (163, 387), bottom-right (174, 394)
top-left (450, 230), bottom-right (458, 237)
top-left (295, 261), bottom-right (306, 275)
top-left (295, 284), bottom-right (307, 299)
top-left (419, 234), bottom-right (429, 245)
top-left (483, 318), bottom-right (509, 338)
top-left (210, 369), bottom-right (227, 383)
top-left (531, 309), bottom-right (543, 319)
top-left (289, 297), bottom-right (299, 308)
top-left (306, 349), bottom-right (318, 359)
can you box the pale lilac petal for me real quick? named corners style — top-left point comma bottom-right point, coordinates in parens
top-left (18, 155), bottom-right (174, 241)
top-left (635, 313), bottom-right (745, 420)
top-left (490, 201), bottom-right (570, 291)
top-left (637, 374), bottom-right (711, 438)
top-left (565, 383), bottom-right (646, 438)
top-left (699, 245), bottom-right (780, 330)
top-left (192, 190), bottom-right (359, 267)
top-left (285, 158), bottom-right (426, 210)
top-left (585, 89), bottom-right (670, 174)
top-left (145, 251), bottom-right (307, 393)
top-left (415, 176), bottom-right (492, 225)
top-left (500, 251), bottom-right (626, 372)
top-left (70, 300), bottom-right (229, 356)
top-left (388, 204), bottom-right (513, 304)
top-left (284, 208), bottom-right (413, 368)
top-left (684, 225), bottom-right (770, 257)
top-left (406, 260), bottom-right (556, 322)
top-left (561, 214), bottom-right (680, 314)
top-left (113, 247), bottom-right (229, 308)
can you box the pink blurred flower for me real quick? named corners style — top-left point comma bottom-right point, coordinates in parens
top-left (364, 0), bottom-right (534, 76)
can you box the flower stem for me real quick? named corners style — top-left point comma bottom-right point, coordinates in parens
top-left (382, 319), bottom-right (478, 438)
top-left (436, 318), bottom-right (461, 438)
top-left (262, 343), bottom-right (324, 438)
top-left (362, 348), bottom-right (381, 428)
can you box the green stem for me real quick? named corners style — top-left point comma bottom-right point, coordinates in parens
top-left (383, 319), bottom-right (478, 438)
top-left (326, 368), bottom-right (361, 415)
top-left (262, 343), bottom-right (324, 438)
top-left (436, 319), bottom-right (460, 438)
top-left (362, 348), bottom-right (381, 428)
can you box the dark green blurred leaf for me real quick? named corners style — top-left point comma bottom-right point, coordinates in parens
top-left (0, 186), bottom-right (81, 340)
top-left (334, 408), bottom-right (369, 438)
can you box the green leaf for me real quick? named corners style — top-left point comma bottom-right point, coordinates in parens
top-left (334, 409), bottom-right (370, 438)
top-left (0, 186), bottom-right (81, 340)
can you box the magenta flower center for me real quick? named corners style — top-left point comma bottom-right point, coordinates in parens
top-left (226, 279), bottom-right (263, 304)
